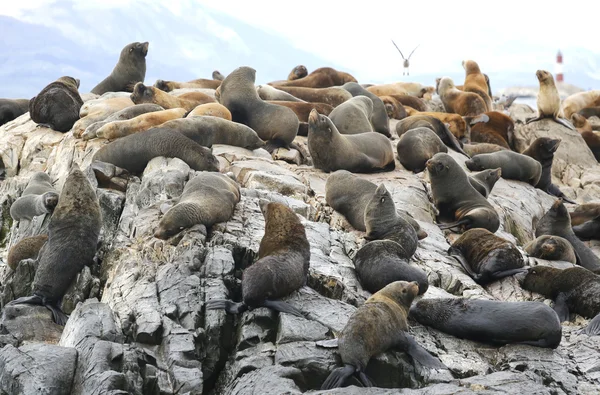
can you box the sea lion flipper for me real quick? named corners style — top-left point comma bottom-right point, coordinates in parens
top-left (205, 299), bottom-right (249, 314)
top-left (525, 115), bottom-right (543, 125)
top-left (553, 293), bottom-right (570, 322)
top-left (262, 300), bottom-right (306, 318)
top-left (546, 184), bottom-right (576, 204)
top-left (553, 117), bottom-right (576, 131)
top-left (357, 371), bottom-right (374, 387)
top-left (6, 294), bottom-right (44, 307)
top-left (316, 338), bottom-right (339, 348)
top-left (490, 268), bottom-right (529, 281)
top-left (404, 334), bottom-right (447, 370)
top-left (447, 248), bottom-right (477, 278)
top-left (469, 114), bottom-right (490, 125)
top-left (442, 124), bottom-right (470, 158)
top-left (321, 365), bottom-right (356, 390)
top-left (438, 219), bottom-right (470, 231)
top-left (584, 313), bottom-right (600, 336)
top-left (46, 303), bottom-right (69, 326)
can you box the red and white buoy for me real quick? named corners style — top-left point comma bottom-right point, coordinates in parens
top-left (555, 50), bottom-right (564, 83)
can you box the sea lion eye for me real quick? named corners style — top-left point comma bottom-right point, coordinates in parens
top-left (402, 289), bottom-right (406, 294)
top-left (380, 197), bottom-right (385, 203)
top-left (129, 48), bottom-right (133, 53)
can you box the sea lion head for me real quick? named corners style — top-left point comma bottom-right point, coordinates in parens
top-left (462, 60), bottom-right (481, 75)
top-left (481, 168), bottom-right (502, 184)
top-left (384, 102), bottom-right (396, 118)
top-left (230, 66), bottom-right (257, 84)
top-left (437, 77), bottom-right (455, 95)
top-left (365, 184), bottom-right (394, 219)
top-left (42, 191), bottom-right (59, 212)
top-left (212, 70), bottom-right (225, 81)
top-left (517, 266), bottom-right (561, 294)
top-left (120, 42), bottom-right (149, 61)
top-left (58, 76), bottom-right (80, 89)
top-left (154, 203), bottom-right (196, 240)
top-left (289, 65), bottom-right (308, 80)
top-left (379, 280), bottom-right (419, 309)
top-left (540, 237), bottom-right (558, 256)
top-left (547, 198), bottom-right (570, 222)
top-left (308, 109), bottom-right (333, 136)
top-left (535, 70), bottom-right (553, 83)
top-left (30, 172), bottom-right (52, 184)
top-left (571, 113), bottom-right (588, 128)
top-left (465, 156), bottom-right (485, 172)
top-left (154, 80), bottom-right (171, 92)
top-left (130, 82), bottom-right (153, 103)
top-left (426, 152), bottom-right (454, 176)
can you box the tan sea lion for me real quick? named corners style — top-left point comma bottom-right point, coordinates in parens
top-left (562, 90), bottom-right (600, 119)
top-left (438, 77), bottom-right (487, 117)
top-left (91, 42), bottom-right (148, 95)
top-left (405, 111), bottom-right (469, 141)
top-left (186, 103), bottom-right (232, 120)
top-left (270, 67), bottom-right (356, 88)
top-left (328, 96), bottom-right (374, 134)
top-left (271, 85), bottom-right (351, 107)
top-left (73, 96), bottom-right (134, 137)
top-left (462, 60), bottom-right (493, 111)
top-left (10, 172), bottom-right (59, 221)
top-left (90, 108), bottom-right (187, 140)
top-left (572, 113), bottom-right (600, 161)
top-left (367, 82), bottom-right (434, 98)
top-left (463, 143), bottom-right (508, 156)
top-left (130, 83), bottom-right (214, 111)
top-left (379, 95), bottom-right (407, 120)
top-left (0, 99), bottom-right (30, 126)
top-left (154, 78), bottom-right (221, 92)
top-left (466, 150), bottom-right (542, 186)
top-left (468, 111), bottom-right (514, 149)
top-left (287, 65), bottom-right (308, 80)
top-left (257, 85), bottom-right (306, 102)
top-left (397, 127), bottom-right (448, 173)
top-left (526, 70), bottom-right (574, 129)
top-left (82, 103), bottom-right (164, 140)
top-left (570, 203), bottom-right (600, 226)
top-left (29, 76), bottom-right (83, 132)
top-left (7, 234), bottom-right (48, 271)
top-left (524, 235), bottom-right (576, 263)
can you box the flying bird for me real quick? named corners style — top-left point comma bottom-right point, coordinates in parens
top-left (392, 40), bottom-right (420, 76)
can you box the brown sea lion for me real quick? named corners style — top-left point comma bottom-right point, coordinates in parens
top-left (90, 108), bottom-right (187, 140)
top-left (287, 65), bottom-right (308, 80)
top-left (379, 95), bottom-right (407, 120)
top-left (307, 110), bottom-right (394, 173)
top-left (397, 127), bottom-right (448, 173)
top-left (206, 200), bottom-right (310, 317)
top-left (367, 82), bottom-right (434, 98)
top-left (73, 96), bottom-right (134, 138)
top-left (270, 67), bottom-right (356, 88)
top-left (328, 96), bottom-right (374, 134)
top-left (257, 85), bottom-right (306, 102)
top-left (0, 99), bottom-right (30, 126)
top-left (10, 172), bottom-right (59, 221)
top-left (7, 234), bottom-right (48, 271)
top-left (186, 103), bottom-right (232, 120)
top-left (395, 115), bottom-right (467, 156)
top-left (91, 42), bottom-right (148, 95)
top-left (524, 235), bottom-right (576, 263)
top-left (427, 153), bottom-right (500, 233)
top-left (526, 70), bottom-right (575, 129)
top-left (266, 101), bottom-right (333, 122)
top-left (468, 168), bottom-right (502, 198)
top-left (341, 82), bottom-right (391, 137)
top-left (81, 103), bottom-right (164, 140)
top-left (387, 94), bottom-right (428, 112)
top-left (462, 60), bottom-right (493, 111)
top-left (154, 78), bottom-right (221, 92)
top-left (466, 150), bottom-right (542, 186)
top-left (463, 143), bottom-right (508, 157)
top-left (271, 85), bottom-right (351, 107)
top-left (405, 111), bottom-right (469, 142)
top-left (572, 113), bottom-right (600, 161)
top-left (438, 77), bottom-right (487, 117)
top-left (130, 83), bottom-right (214, 111)
top-left (572, 113), bottom-right (593, 132)
top-left (570, 203), bottom-right (600, 226)
top-left (29, 76), bottom-right (83, 132)
top-left (562, 90), bottom-right (600, 119)
top-left (468, 111), bottom-right (514, 149)
top-left (212, 70), bottom-right (225, 81)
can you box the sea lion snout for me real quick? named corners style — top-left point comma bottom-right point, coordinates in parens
top-left (142, 42), bottom-right (149, 55)
top-left (308, 109), bottom-right (319, 124)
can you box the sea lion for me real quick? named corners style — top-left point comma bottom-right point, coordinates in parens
top-left (466, 150), bottom-right (542, 186)
top-left (342, 82), bottom-right (391, 137)
top-left (522, 137), bottom-right (575, 202)
top-left (6, 165), bottom-right (101, 325)
top-left (0, 99), bottom-right (30, 126)
top-left (206, 200), bottom-right (310, 317)
top-left (577, 107), bottom-right (600, 119)
top-left (328, 96), bottom-right (374, 135)
top-left (266, 101), bottom-right (333, 122)
top-left (29, 76), bottom-right (83, 132)
top-left (270, 86), bottom-right (351, 107)
top-left (325, 170), bottom-right (427, 238)
top-left (158, 116), bottom-right (266, 150)
top-left (154, 172), bottom-right (240, 239)
top-left (462, 60), bottom-right (493, 111)
top-left (570, 203), bottom-right (600, 226)
top-left (572, 113), bottom-right (593, 132)
top-left (92, 127), bottom-right (220, 174)
top-left (562, 90), bottom-right (600, 119)
top-left (7, 234), bottom-right (48, 271)
top-left (154, 78), bottom-right (221, 92)
top-left (320, 281), bottom-right (444, 389)
top-left (89, 108), bottom-right (187, 140)
top-left (468, 111), bottom-right (514, 149)
top-left (438, 77), bottom-right (487, 117)
top-left (212, 70), bottom-right (225, 81)
top-left (130, 83), bottom-right (214, 111)
top-left (91, 42), bottom-right (148, 95)
top-left (186, 103), bottom-right (232, 120)
top-left (535, 199), bottom-right (600, 273)
top-left (367, 82), bottom-right (434, 98)
top-left (387, 94), bottom-right (428, 112)
top-left (395, 115), bottom-right (468, 156)
top-left (573, 220), bottom-right (600, 241)
top-left (404, 111), bottom-right (469, 142)
top-left (307, 110), bottom-right (394, 173)
top-left (270, 67), bottom-right (356, 88)
top-left (73, 96), bottom-right (134, 138)
top-left (427, 153), bottom-right (500, 233)
top-left (397, 128), bottom-right (448, 173)
top-left (524, 235), bottom-right (576, 263)
top-left (468, 168), bottom-right (501, 198)
top-left (463, 143), bottom-right (508, 157)
top-left (379, 95), bottom-right (407, 120)
top-left (410, 298), bottom-right (562, 348)
top-left (287, 65), bottom-right (308, 80)
top-left (572, 113), bottom-right (600, 161)
top-left (81, 103), bottom-right (164, 140)
top-left (448, 228), bottom-right (526, 284)
top-left (257, 85), bottom-right (306, 102)
top-left (219, 66), bottom-right (298, 150)
top-left (526, 70), bottom-right (574, 129)
top-left (10, 172), bottom-right (59, 221)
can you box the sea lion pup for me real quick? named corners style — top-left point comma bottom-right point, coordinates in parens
top-left (342, 82), bottom-right (391, 137)
top-left (448, 228), bottom-right (526, 284)
top-left (468, 111), bottom-right (514, 149)
top-left (270, 86), bottom-right (352, 108)
top-left (395, 115), bottom-right (468, 157)
top-left (257, 85), bottom-right (306, 102)
top-left (468, 168), bottom-right (502, 198)
top-left (535, 199), bottom-right (600, 273)
top-left (90, 108), bottom-right (187, 140)
top-left (186, 103), bottom-right (232, 120)
top-left (6, 165), bottom-right (101, 325)
top-left (154, 172), bottom-right (240, 239)
top-left (7, 234), bottom-right (48, 271)
top-left (427, 153), bottom-right (500, 233)
top-left (269, 67), bottom-right (357, 88)
top-left (212, 70), bottom-right (225, 81)
top-left (307, 110), bottom-right (394, 173)
top-left (219, 66), bottom-right (298, 150)
top-left (526, 70), bottom-right (574, 130)
top-left (570, 203), bottom-right (600, 226)
top-left (92, 127), bottom-right (220, 174)
top-left (462, 60), bottom-right (493, 111)
top-left (325, 170), bottom-right (427, 238)
top-left (206, 200), bottom-right (310, 317)
top-left (158, 116), bottom-right (266, 150)
top-left (91, 42), bottom-right (148, 95)
top-left (561, 90), bottom-right (600, 119)
top-left (10, 172), bottom-right (59, 221)
top-left (319, 281), bottom-right (445, 389)
top-left (380, 95), bottom-right (407, 120)
top-left (572, 113), bottom-right (600, 161)
top-left (578, 106), bottom-right (600, 119)
top-left (154, 78), bottom-right (221, 92)
top-left (328, 96), bottom-right (374, 135)
top-left (29, 76), bottom-right (83, 132)
top-left (410, 298), bottom-right (562, 349)
top-left (522, 137), bottom-right (575, 203)
top-left (0, 98), bottom-right (30, 126)
top-left (463, 143), bottom-right (508, 157)
top-left (438, 77), bottom-right (487, 117)
top-left (465, 150), bottom-right (542, 186)
top-left (82, 103), bottom-right (164, 140)
top-left (287, 65), bottom-right (308, 80)
top-left (524, 235), bottom-right (576, 263)
top-left (397, 128), bottom-right (448, 173)
top-left (130, 82), bottom-right (214, 111)
top-left (404, 111), bottom-right (469, 142)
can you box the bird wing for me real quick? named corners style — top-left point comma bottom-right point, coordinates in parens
top-left (391, 39), bottom-right (406, 60)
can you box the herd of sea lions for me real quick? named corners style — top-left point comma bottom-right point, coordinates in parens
top-left (3, 41), bottom-right (600, 391)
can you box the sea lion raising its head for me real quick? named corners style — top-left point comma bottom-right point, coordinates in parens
top-left (468, 168), bottom-right (501, 198)
top-left (91, 42), bottom-right (149, 95)
top-left (526, 70), bottom-right (575, 130)
top-left (438, 77), bottom-right (487, 117)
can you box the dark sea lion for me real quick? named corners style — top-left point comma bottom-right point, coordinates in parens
top-left (438, 77), bottom-right (487, 117)
top-left (379, 95), bottom-right (407, 120)
top-left (448, 228), bottom-right (526, 284)
top-left (6, 165), bottom-right (101, 325)
top-left (270, 67), bottom-right (357, 88)
top-left (463, 143), bottom-right (508, 157)
top-left (307, 110), bottom-right (394, 173)
top-left (354, 241), bottom-right (428, 294)
top-left (89, 108), bottom-right (187, 140)
top-left (342, 82), bottom-right (391, 137)
top-left (266, 101), bottom-right (333, 122)
top-left (522, 137), bottom-right (575, 202)
top-left (219, 66), bottom-right (298, 150)
top-left (535, 199), bottom-right (600, 273)
top-left (462, 60), bottom-right (493, 111)
top-left (206, 200), bottom-right (310, 317)
top-left (91, 42), bottom-right (148, 95)
top-left (287, 65), bottom-right (308, 80)
top-left (468, 111), bottom-right (514, 149)
top-left (212, 70), bottom-right (225, 81)
top-left (270, 86), bottom-right (351, 107)
top-left (154, 172), bottom-right (240, 239)
top-left (257, 85), bottom-right (306, 102)
top-left (397, 127), bottom-right (448, 173)
top-left (29, 76), bottom-right (83, 132)
top-left (319, 281), bottom-right (444, 389)
top-left (395, 115), bottom-right (467, 156)
top-left (328, 96), bottom-right (374, 134)
top-left (468, 168), bottom-right (501, 198)
top-left (570, 203), bottom-right (600, 226)
top-left (130, 82), bottom-right (214, 111)
top-left (573, 220), bottom-right (600, 241)
top-left (410, 298), bottom-right (562, 348)
top-left (0, 99), bottom-right (30, 126)
top-left (92, 127), bottom-right (220, 174)
top-left (81, 103), bottom-right (164, 140)
top-left (526, 70), bottom-right (575, 130)
top-left (578, 107), bottom-right (600, 119)
top-left (466, 150), bottom-right (542, 186)
top-left (10, 172), bottom-right (59, 221)
top-left (154, 78), bottom-right (221, 92)
top-left (7, 234), bottom-right (48, 271)
top-left (427, 153), bottom-right (500, 233)
top-left (186, 103), bottom-right (232, 120)
top-left (524, 235), bottom-right (576, 263)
